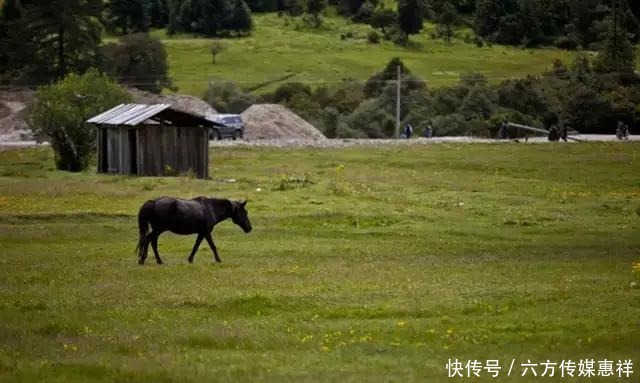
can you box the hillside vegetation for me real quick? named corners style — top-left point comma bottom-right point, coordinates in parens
top-left (0, 143), bottom-right (639, 382)
top-left (159, 14), bottom-right (571, 96)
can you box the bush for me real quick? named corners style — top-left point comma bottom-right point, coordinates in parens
top-left (388, 25), bottom-right (409, 46)
top-left (553, 35), bottom-right (579, 50)
top-left (273, 82), bottom-right (312, 103)
top-left (204, 81), bottom-right (261, 113)
top-left (367, 30), bottom-right (380, 43)
top-left (101, 33), bottom-right (171, 94)
top-left (346, 98), bottom-right (396, 138)
top-left (29, 70), bottom-right (131, 172)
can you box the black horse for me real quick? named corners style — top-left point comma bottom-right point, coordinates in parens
top-left (135, 197), bottom-right (252, 265)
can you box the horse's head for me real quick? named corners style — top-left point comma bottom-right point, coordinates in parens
top-left (231, 200), bottom-right (252, 233)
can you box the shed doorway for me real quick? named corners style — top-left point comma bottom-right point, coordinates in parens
top-left (100, 128), bottom-right (108, 173)
top-left (128, 129), bottom-right (138, 175)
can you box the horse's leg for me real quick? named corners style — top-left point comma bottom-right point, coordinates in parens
top-left (138, 234), bottom-right (150, 265)
top-left (150, 231), bottom-right (164, 265)
top-left (188, 234), bottom-right (204, 264)
top-left (204, 233), bottom-right (221, 263)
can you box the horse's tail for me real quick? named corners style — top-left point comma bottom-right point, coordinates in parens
top-left (135, 200), bottom-right (154, 260)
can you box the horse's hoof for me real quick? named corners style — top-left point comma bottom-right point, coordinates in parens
top-left (138, 260), bottom-right (145, 265)
top-left (188, 258), bottom-right (194, 264)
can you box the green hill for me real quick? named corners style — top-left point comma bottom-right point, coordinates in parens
top-left (157, 14), bottom-right (572, 97)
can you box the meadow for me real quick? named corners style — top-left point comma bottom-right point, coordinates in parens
top-left (155, 14), bottom-right (573, 96)
top-left (0, 142), bottom-right (639, 382)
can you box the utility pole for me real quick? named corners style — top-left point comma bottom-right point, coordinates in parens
top-left (395, 64), bottom-right (401, 139)
top-left (612, 0), bottom-right (621, 73)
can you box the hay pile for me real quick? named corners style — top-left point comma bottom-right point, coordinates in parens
top-left (128, 88), bottom-right (217, 119)
top-left (241, 104), bottom-right (326, 141)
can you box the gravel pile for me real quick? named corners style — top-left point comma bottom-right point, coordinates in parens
top-left (0, 91), bottom-right (33, 141)
top-left (241, 104), bottom-right (326, 141)
top-left (128, 88), bottom-right (218, 119)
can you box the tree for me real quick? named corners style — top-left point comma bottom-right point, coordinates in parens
top-left (29, 70), bottom-right (131, 171)
top-left (594, 2), bottom-right (636, 76)
top-left (339, 0), bottom-right (363, 16)
top-left (437, 1), bottom-right (457, 42)
top-left (0, 0), bottom-right (34, 82)
top-left (370, 8), bottom-right (396, 34)
top-left (170, 0), bottom-right (252, 36)
top-left (210, 41), bottom-right (226, 63)
top-left (518, 0), bottom-right (543, 46)
top-left (198, 0), bottom-right (232, 36)
top-left (397, 0), bottom-right (425, 36)
top-left (224, 0), bottom-right (253, 32)
top-left (101, 33), bottom-right (172, 94)
top-left (306, 0), bottom-right (327, 27)
top-left (108, 0), bottom-right (151, 34)
top-left (150, 0), bottom-right (169, 28)
top-left (473, 0), bottom-right (503, 37)
top-left (0, 0), bottom-right (102, 84)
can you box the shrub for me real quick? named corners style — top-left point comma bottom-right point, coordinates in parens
top-left (29, 70), bottom-right (131, 172)
top-left (553, 35), bottom-right (579, 50)
top-left (273, 82), bottom-right (312, 103)
top-left (367, 30), bottom-right (380, 43)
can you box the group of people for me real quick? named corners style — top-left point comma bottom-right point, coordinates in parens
top-left (498, 120), bottom-right (633, 142)
top-left (401, 122), bottom-right (433, 139)
top-left (547, 125), bottom-right (569, 142)
top-left (616, 121), bottom-right (631, 140)
top-left (400, 120), bottom-right (633, 140)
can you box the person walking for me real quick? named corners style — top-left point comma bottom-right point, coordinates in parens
top-left (424, 121), bottom-right (433, 139)
top-left (403, 123), bottom-right (413, 139)
top-left (560, 124), bottom-right (568, 142)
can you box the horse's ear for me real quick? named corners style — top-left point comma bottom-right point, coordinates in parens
top-left (241, 200), bottom-right (247, 207)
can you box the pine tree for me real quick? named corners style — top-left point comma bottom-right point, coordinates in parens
top-left (397, 0), bottom-right (425, 36)
top-left (437, 1), bottom-right (457, 43)
top-left (150, 0), bottom-right (169, 28)
top-left (594, 2), bottom-right (636, 75)
top-left (306, 0), bottom-right (327, 27)
top-left (518, 0), bottom-right (543, 46)
top-left (224, 0), bottom-right (253, 32)
top-left (198, 0), bottom-right (232, 36)
top-left (473, 0), bottom-right (503, 37)
top-left (108, 0), bottom-right (151, 34)
top-left (1, 0), bottom-right (102, 83)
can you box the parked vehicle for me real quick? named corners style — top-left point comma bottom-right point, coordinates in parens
top-left (208, 114), bottom-right (245, 140)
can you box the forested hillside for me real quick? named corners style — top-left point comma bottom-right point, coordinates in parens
top-left (0, 0), bottom-right (638, 138)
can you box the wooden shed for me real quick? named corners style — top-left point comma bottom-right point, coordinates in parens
top-left (87, 104), bottom-right (223, 179)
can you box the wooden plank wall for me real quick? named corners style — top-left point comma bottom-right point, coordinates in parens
top-left (97, 126), bottom-right (137, 175)
top-left (138, 125), bottom-right (208, 178)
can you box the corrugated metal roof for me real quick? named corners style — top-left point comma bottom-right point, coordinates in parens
top-left (87, 104), bottom-right (172, 126)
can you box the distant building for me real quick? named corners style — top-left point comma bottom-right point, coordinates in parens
top-left (87, 104), bottom-right (223, 179)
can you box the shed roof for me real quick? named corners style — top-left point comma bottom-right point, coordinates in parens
top-left (87, 104), bottom-right (223, 128)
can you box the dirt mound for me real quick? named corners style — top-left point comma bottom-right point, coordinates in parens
top-left (241, 104), bottom-right (326, 141)
top-left (0, 89), bottom-right (35, 141)
top-left (0, 103), bottom-right (9, 120)
top-left (128, 88), bottom-right (217, 119)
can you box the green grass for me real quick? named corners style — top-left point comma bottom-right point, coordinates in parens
top-left (157, 13), bottom-right (573, 96)
top-left (1, 143), bottom-right (639, 382)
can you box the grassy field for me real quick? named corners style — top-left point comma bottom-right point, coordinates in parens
top-left (0, 142), bottom-right (639, 382)
top-left (156, 14), bottom-right (573, 96)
